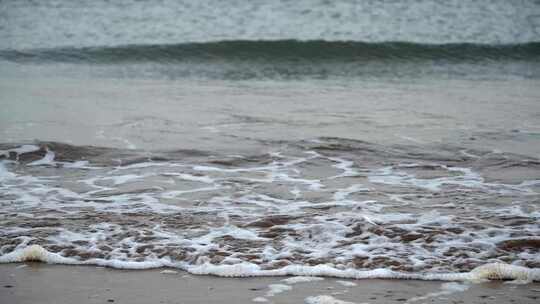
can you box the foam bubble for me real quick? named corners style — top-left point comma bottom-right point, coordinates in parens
top-left (468, 263), bottom-right (540, 283)
top-left (304, 295), bottom-right (357, 304)
top-left (252, 297), bottom-right (269, 303)
top-left (335, 280), bottom-right (357, 287)
top-left (282, 276), bottom-right (325, 284)
top-left (0, 245), bottom-right (76, 264)
top-left (266, 284), bottom-right (292, 297)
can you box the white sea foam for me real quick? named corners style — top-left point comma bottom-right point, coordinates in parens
top-left (1, 144), bottom-right (540, 284)
top-left (0, 161), bottom-right (16, 181)
top-left (162, 173), bottom-right (214, 184)
top-left (368, 165), bottom-right (483, 192)
top-left (1, 245), bottom-right (539, 283)
top-left (304, 295), bottom-right (357, 304)
top-left (328, 157), bottom-right (359, 179)
top-left (282, 276), bottom-right (325, 284)
top-left (106, 174), bottom-right (144, 185)
top-left (252, 297), bottom-right (268, 302)
top-left (0, 145), bottom-right (40, 159)
top-left (332, 184), bottom-right (369, 201)
top-left (467, 263), bottom-right (540, 283)
top-left (405, 282), bottom-right (469, 303)
top-left (27, 149), bottom-right (56, 166)
top-left (335, 280), bottom-right (357, 287)
top-left (0, 245), bottom-right (76, 264)
top-left (62, 160), bottom-right (92, 169)
top-left (266, 284), bottom-right (292, 297)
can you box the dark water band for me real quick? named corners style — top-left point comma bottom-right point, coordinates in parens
top-left (2, 40), bottom-right (540, 64)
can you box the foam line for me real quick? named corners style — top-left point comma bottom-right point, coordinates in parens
top-left (1, 245), bottom-right (538, 282)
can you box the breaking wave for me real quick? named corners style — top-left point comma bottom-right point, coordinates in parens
top-left (1, 140), bottom-right (539, 282)
top-left (2, 40), bottom-right (539, 64)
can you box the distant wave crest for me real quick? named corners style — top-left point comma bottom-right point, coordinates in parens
top-left (2, 40), bottom-right (540, 64)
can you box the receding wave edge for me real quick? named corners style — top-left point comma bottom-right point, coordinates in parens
top-left (1, 245), bottom-right (539, 282)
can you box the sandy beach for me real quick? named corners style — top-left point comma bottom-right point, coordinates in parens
top-left (1, 263), bottom-right (539, 304)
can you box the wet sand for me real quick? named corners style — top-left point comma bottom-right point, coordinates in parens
top-left (1, 263), bottom-right (539, 304)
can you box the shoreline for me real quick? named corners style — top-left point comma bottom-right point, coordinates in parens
top-left (1, 263), bottom-right (540, 304)
top-left (2, 245), bottom-right (539, 282)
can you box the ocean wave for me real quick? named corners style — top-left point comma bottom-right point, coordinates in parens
top-left (1, 140), bottom-right (539, 281)
top-left (2, 40), bottom-right (540, 64)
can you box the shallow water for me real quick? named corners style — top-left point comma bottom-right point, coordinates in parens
top-left (0, 138), bottom-right (539, 279)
